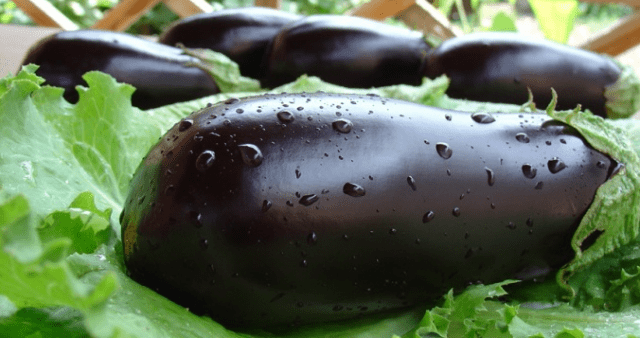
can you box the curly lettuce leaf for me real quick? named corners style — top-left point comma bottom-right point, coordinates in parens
top-left (604, 59), bottom-right (640, 119)
top-left (180, 45), bottom-right (262, 93)
top-left (0, 193), bottom-right (117, 321)
top-left (401, 280), bottom-right (517, 338)
top-left (162, 73), bottom-right (451, 114)
top-left (542, 94), bottom-right (640, 293)
top-left (271, 74), bottom-right (449, 107)
top-left (406, 280), bottom-right (640, 338)
top-left (0, 65), bottom-right (167, 224)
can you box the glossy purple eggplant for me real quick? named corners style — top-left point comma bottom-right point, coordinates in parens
top-left (424, 32), bottom-right (622, 117)
top-left (20, 30), bottom-right (220, 109)
top-left (121, 93), bottom-right (614, 329)
top-left (260, 15), bottom-right (431, 88)
top-left (158, 7), bottom-right (302, 80)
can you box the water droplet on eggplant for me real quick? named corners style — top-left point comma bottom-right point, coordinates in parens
top-left (522, 164), bottom-right (537, 179)
top-left (436, 142), bottom-right (452, 159)
top-left (189, 211), bottom-right (203, 228)
top-left (407, 176), bottom-right (417, 191)
top-left (238, 144), bottom-right (263, 167)
top-left (485, 167), bottom-right (495, 186)
top-left (422, 211), bottom-right (435, 223)
top-left (199, 239), bottom-right (209, 250)
top-left (471, 112), bottom-right (495, 124)
top-left (261, 200), bottom-right (272, 212)
top-left (452, 207), bottom-right (461, 217)
top-left (277, 110), bottom-right (295, 123)
top-left (343, 183), bottom-right (366, 197)
top-left (307, 232), bottom-right (318, 245)
top-left (195, 150), bottom-right (216, 172)
top-left (178, 119), bottom-right (193, 132)
top-left (548, 157), bottom-right (567, 173)
top-left (299, 194), bottom-right (319, 206)
top-left (515, 133), bottom-right (530, 143)
top-left (332, 119), bottom-right (353, 133)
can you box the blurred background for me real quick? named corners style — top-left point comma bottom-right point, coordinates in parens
top-left (1, 0), bottom-right (638, 78)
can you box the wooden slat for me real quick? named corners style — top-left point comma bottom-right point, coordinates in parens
top-left (347, 0), bottom-right (458, 40)
top-left (92, 0), bottom-right (162, 31)
top-left (163, 0), bottom-right (212, 18)
top-left (12, 0), bottom-right (78, 30)
top-left (254, 0), bottom-right (282, 9)
top-left (396, 0), bottom-right (460, 40)
top-left (581, 11), bottom-right (640, 55)
top-left (346, 0), bottom-right (416, 20)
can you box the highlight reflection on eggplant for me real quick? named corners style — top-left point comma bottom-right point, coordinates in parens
top-left (260, 15), bottom-right (431, 88)
top-left (159, 7), bottom-right (302, 80)
top-left (424, 32), bottom-right (622, 117)
top-left (121, 93), bottom-right (615, 329)
top-left (20, 30), bottom-right (220, 109)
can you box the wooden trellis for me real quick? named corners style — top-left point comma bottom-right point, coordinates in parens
top-left (9, 0), bottom-right (457, 38)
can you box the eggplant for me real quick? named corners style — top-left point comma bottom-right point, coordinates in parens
top-left (120, 92), bottom-right (614, 329)
top-left (260, 15), bottom-right (431, 88)
top-left (158, 7), bottom-right (302, 80)
top-left (423, 32), bottom-right (622, 117)
top-left (20, 30), bottom-right (220, 109)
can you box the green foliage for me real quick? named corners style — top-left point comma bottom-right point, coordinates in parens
top-left (51, 0), bottom-right (115, 28)
top-left (579, 2), bottom-right (633, 21)
top-left (0, 0), bottom-right (31, 25)
top-left (528, 0), bottom-right (579, 43)
top-left (127, 2), bottom-right (179, 35)
top-left (284, 0), bottom-right (368, 15)
top-left (489, 11), bottom-right (517, 32)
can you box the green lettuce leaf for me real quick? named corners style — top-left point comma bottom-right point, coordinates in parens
top-left (180, 44), bottom-right (262, 93)
top-left (542, 94), bottom-right (640, 294)
top-left (401, 280), bottom-right (518, 338)
top-left (0, 193), bottom-right (117, 322)
top-left (604, 59), bottom-right (640, 119)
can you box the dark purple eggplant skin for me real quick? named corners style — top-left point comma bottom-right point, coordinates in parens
top-left (20, 30), bottom-right (219, 109)
top-left (121, 93), bottom-right (613, 329)
top-left (260, 15), bottom-right (431, 88)
top-left (424, 32), bottom-right (621, 117)
top-left (158, 7), bottom-right (302, 80)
